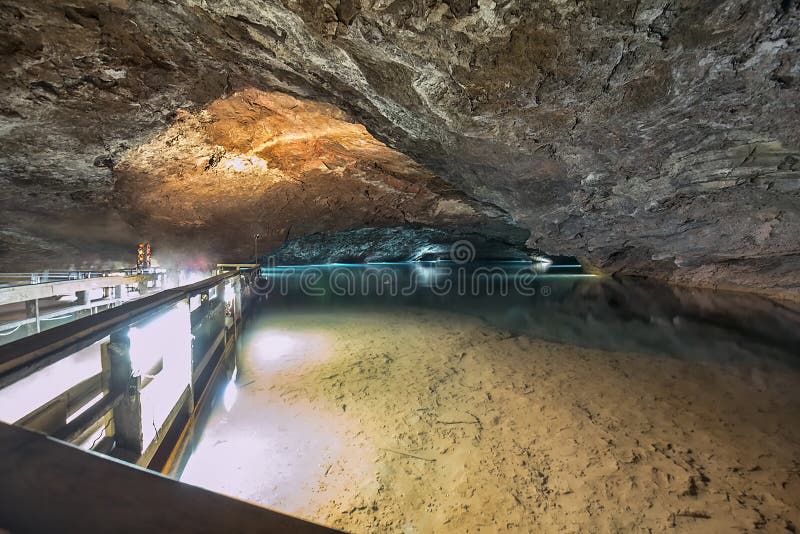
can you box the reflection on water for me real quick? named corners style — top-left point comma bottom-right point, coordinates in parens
top-left (179, 263), bottom-right (800, 532)
top-left (256, 262), bottom-right (800, 366)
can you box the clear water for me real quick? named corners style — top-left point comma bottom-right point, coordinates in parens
top-left (253, 262), bottom-right (800, 366)
top-left (179, 263), bottom-right (800, 532)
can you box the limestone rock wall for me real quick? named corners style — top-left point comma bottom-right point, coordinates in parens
top-left (0, 0), bottom-right (797, 297)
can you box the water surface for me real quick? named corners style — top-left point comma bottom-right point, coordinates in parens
top-left (179, 263), bottom-right (800, 532)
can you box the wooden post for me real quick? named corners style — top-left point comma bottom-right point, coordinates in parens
top-left (235, 276), bottom-right (243, 323)
top-left (107, 330), bottom-right (143, 457)
top-left (24, 299), bottom-right (40, 334)
top-left (27, 299), bottom-right (40, 333)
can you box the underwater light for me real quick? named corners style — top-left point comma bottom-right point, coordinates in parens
top-left (223, 366), bottom-right (238, 412)
top-left (248, 331), bottom-right (299, 362)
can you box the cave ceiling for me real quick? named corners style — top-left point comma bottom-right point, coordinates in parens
top-left (0, 0), bottom-right (798, 297)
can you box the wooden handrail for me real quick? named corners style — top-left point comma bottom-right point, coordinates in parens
top-left (0, 271), bottom-right (245, 388)
top-left (0, 422), bottom-right (339, 533)
top-left (0, 269), bottom-right (331, 533)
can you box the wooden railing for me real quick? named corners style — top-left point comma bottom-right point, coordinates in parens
top-left (0, 270), bottom-right (257, 469)
top-left (0, 267), bottom-right (341, 532)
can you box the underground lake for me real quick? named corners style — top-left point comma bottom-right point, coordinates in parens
top-left (173, 262), bottom-right (800, 532)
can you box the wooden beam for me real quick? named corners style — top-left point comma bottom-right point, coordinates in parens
top-left (0, 422), bottom-right (338, 534)
top-left (52, 393), bottom-right (121, 444)
top-left (16, 373), bottom-right (103, 435)
top-left (192, 328), bottom-right (226, 383)
top-left (139, 386), bottom-right (192, 468)
top-left (107, 331), bottom-right (143, 456)
top-left (0, 298), bottom-right (125, 331)
top-left (0, 274), bottom-right (156, 306)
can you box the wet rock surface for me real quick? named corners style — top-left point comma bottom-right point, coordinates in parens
top-left (0, 0), bottom-right (798, 297)
top-left (260, 226), bottom-right (531, 264)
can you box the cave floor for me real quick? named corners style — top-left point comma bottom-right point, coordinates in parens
top-left (178, 308), bottom-right (800, 533)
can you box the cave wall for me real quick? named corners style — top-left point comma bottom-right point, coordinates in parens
top-left (0, 0), bottom-right (798, 297)
top-left (112, 88), bottom-right (527, 263)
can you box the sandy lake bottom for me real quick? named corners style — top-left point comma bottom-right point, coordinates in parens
top-left (179, 306), bottom-right (800, 533)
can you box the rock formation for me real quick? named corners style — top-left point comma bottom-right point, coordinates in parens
top-left (0, 0), bottom-right (798, 297)
top-left (113, 88), bottom-right (527, 263)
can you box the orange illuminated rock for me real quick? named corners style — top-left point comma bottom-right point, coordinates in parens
top-left (113, 88), bottom-right (516, 264)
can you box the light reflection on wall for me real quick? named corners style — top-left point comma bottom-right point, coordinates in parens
top-left (225, 280), bottom-right (236, 307)
top-left (129, 302), bottom-right (193, 451)
top-left (113, 87), bottom-right (501, 263)
top-left (0, 341), bottom-right (104, 424)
